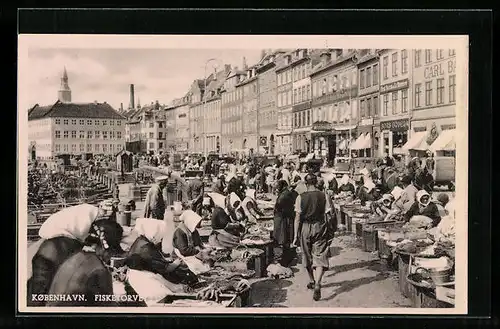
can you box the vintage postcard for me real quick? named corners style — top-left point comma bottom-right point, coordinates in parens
top-left (18, 34), bottom-right (468, 314)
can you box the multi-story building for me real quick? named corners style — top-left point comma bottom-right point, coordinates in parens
top-left (164, 105), bottom-right (177, 152)
top-left (28, 68), bottom-right (126, 159)
top-left (407, 49), bottom-right (457, 154)
top-left (172, 95), bottom-right (191, 153)
top-left (239, 66), bottom-right (259, 153)
top-left (221, 67), bottom-right (246, 154)
top-left (275, 52), bottom-right (294, 155)
top-left (189, 79), bottom-right (208, 154)
top-left (256, 50), bottom-right (287, 155)
top-left (378, 49), bottom-right (412, 157)
top-left (353, 49), bottom-right (381, 158)
top-left (309, 49), bottom-right (359, 162)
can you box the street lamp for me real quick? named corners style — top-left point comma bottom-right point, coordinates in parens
top-left (203, 58), bottom-right (223, 159)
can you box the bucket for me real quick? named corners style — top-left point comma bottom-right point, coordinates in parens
top-left (416, 267), bottom-right (452, 286)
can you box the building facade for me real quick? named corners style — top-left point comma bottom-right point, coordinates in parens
top-left (310, 49), bottom-right (359, 162)
top-left (188, 80), bottom-right (206, 154)
top-left (172, 96), bottom-right (191, 153)
top-left (239, 67), bottom-right (259, 153)
top-left (355, 49), bottom-right (381, 158)
top-left (275, 52), bottom-right (294, 155)
top-left (221, 68), bottom-right (246, 154)
top-left (256, 51), bottom-right (286, 154)
top-left (409, 49), bottom-right (457, 151)
top-left (378, 49), bottom-right (412, 157)
top-left (164, 106), bottom-right (177, 152)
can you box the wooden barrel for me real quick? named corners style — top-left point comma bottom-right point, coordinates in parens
top-left (116, 211), bottom-right (131, 227)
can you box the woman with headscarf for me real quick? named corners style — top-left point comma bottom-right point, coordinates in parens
top-left (434, 193), bottom-right (450, 217)
top-left (371, 194), bottom-right (395, 218)
top-left (273, 180), bottom-right (298, 267)
top-left (403, 190), bottom-right (441, 227)
top-left (241, 189), bottom-right (266, 223)
top-left (173, 210), bottom-right (205, 257)
top-left (126, 218), bottom-right (198, 288)
top-left (45, 219), bottom-right (125, 306)
top-left (208, 192), bottom-right (245, 249)
top-left (386, 186), bottom-right (406, 221)
top-left (27, 204), bottom-right (101, 306)
top-left (356, 179), bottom-right (381, 206)
top-left (337, 174), bottom-right (355, 195)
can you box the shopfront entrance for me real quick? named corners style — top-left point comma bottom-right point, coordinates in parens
top-left (379, 118), bottom-right (410, 158)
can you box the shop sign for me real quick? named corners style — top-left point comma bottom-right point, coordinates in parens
top-left (359, 117), bottom-right (374, 126)
top-left (424, 58), bottom-right (456, 79)
top-left (292, 101), bottom-right (312, 112)
top-left (441, 124), bottom-right (456, 130)
top-left (414, 126), bottom-right (427, 132)
top-left (311, 87), bottom-right (358, 107)
top-left (380, 118), bottom-right (409, 132)
top-left (380, 79), bottom-right (409, 94)
top-left (312, 121), bottom-right (333, 132)
top-left (259, 136), bottom-right (268, 146)
top-left (426, 123), bottom-right (439, 146)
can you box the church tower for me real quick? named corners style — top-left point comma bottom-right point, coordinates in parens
top-left (58, 67), bottom-right (72, 103)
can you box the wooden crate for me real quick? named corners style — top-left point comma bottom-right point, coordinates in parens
top-left (362, 227), bottom-right (378, 252)
top-left (398, 253), bottom-right (412, 298)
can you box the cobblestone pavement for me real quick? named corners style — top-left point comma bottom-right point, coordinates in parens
top-left (249, 234), bottom-right (412, 308)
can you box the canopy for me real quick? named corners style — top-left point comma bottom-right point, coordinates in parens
top-left (429, 129), bottom-right (456, 152)
top-left (402, 131), bottom-right (429, 152)
top-left (358, 133), bottom-right (372, 150)
top-left (350, 134), bottom-right (365, 150)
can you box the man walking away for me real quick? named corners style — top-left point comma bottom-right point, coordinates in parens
top-left (144, 176), bottom-right (168, 220)
top-left (292, 173), bottom-right (330, 301)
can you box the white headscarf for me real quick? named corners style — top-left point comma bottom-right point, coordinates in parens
top-left (360, 168), bottom-right (370, 177)
top-left (207, 192), bottom-right (226, 208)
top-left (134, 218), bottom-right (166, 245)
top-left (245, 189), bottom-right (256, 200)
top-left (229, 192), bottom-right (241, 208)
top-left (417, 190), bottom-right (431, 206)
top-left (391, 186), bottom-right (404, 201)
top-left (180, 210), bottom-right (203, 233)
top-left (364, 179), bottom-right (376, 193)
top-left (39, 204), bottom-right (100, 242)
top-left (340, 174), bottom-right (350, 185)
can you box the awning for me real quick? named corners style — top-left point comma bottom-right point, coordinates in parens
top-left (359, 133), bottom-right (372, 149)
top-left (429, 129), bottom-right (456, 152)
top-left (350, 134), bottom-right (365, 150)
top-left (402, 131), bottom-right (429, 152)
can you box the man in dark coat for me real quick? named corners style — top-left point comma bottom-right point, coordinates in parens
top-left (187, 172), bottom-right (204, 215)
top-left (273, 180), bottom-right (298, 267)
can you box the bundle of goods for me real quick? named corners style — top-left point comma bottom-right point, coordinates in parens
top-left (266, 264), bottom-right (293, 279)
top-left (246, 225), bottom-right (272, 236)
top-left (200, 266), bottom-right (256, 280)
top-left (392, 238), bottom-right (435, 254)
top-left (256, 194), bottom-right (273, 202)
top-left (240, 235), bottom-right (270, 246)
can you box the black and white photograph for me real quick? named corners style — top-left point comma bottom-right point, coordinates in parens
top-left (18, 34), bottom-right (468, 313)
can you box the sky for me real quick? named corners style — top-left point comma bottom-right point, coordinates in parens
top-left (22, 48), bottom-right (262, 111)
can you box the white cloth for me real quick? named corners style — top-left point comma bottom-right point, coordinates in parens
top-left (359, 168), bottom-right (370, 177)
top-left (246, 189), bottom-right (256, 200)
top-left (155, 175), bottom-right (169, 182)
top-left (173, 249), bottom-right (210, 275)
top-left (340, 174), bottom-right (350, 185)
top-left (180, 210), bottom-right (202, 232)
top-left (134, 218), bottom-right (167, 245)
top-left (391, 186), bottom-right (404, 201)
top-left (445, 199), bottom-right (456, 219)
top-left (39, 203), bottom-right (100, 242)
top-left (229, 192), bottom-right (241, 208)
top-left (207, 192), bottom-right (226, 209)
top-left (417, 190), bottom-right (431, 206)
top-left (127, 269), bottom-right (173, 306)
top-left (364, 179), bottom-right (376, 193)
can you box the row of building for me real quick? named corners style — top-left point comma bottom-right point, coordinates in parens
top-left (27, 48), bottom-right (457, 162)
top-left (122, 48), bottom-right (456, 163)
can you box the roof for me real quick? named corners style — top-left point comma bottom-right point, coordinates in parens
top-left (310, 51), bottom-right (358, 77)
top-left (28, 101), bottom-right (125, 120)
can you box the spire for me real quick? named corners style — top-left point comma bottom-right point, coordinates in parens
top-left (242, 57), bottom-right (248, 70)
top-left (62, 66), bottom-right (68, 80)
top-left (58, 66), bottom-right (71, 103)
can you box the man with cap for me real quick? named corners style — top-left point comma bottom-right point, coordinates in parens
top-left (162, 167), bottom-right (189, 207)
top-left (144, 176), bottom-right (168, 220)
top-left (187, 172), bottom-right (204, 216)
top-left (292, 173), bottom-right (331, 301)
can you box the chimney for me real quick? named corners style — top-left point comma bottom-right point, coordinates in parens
top-left (302, 49), bottom-right (308, 58)
top-left (247, 70), bottom-right (251, 79)
top-left (120, 103), bottom-right (123, 111)
top-left (252, 67), bottom-right (256, 76)
top-left (320, 51), bottom-right (331, 65)
top-left (129, 84), bottom-right (135, 109)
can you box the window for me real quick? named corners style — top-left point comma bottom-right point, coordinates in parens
top-left (87, 131), bottom-right (93, 139)
top-left (63, 144), bottom-right (68, 152)
top-left (401, 50), bottom-right (408, 74)
top-left (360, 69), bottom-right (365, 89)
top-left (117, 144), bottom-right (122, 151)
top-left (63, 119), bottom-right (68, 125)
top-left (360, 99), bottom-right (366, 118)
top-left (110, 120), bottom-right (114, 126)
top-left (437, 78), bottom-right (445, 104)
top-left (401, 89), bottom-right (408, 113)
top-left (415, 83), bottom-right (422, 108)
top-left (306, 85), bottom-right (311, 100)
top-left (367, 97), bottom-right (372, 117)
top-left (79, 119), bottom-right (84, 125)
top-left (55, 144), bottom-right (60, 152)
top-left (392, 52), bottom-right (398, 77)
top-left (87, 144), bottom-right (92, 152)
top-left (373, 64), bottom-right (379, 85)
top-left (87, 120), bottom-right (92, 125)
top-left (71, 119), bottom-right (77, 125)
top-left (449, 49), bottom-right (456, 56)
top-left (102, 144), bottom-right (107, 153)
top-left (71, 144), bottom-right (76, 152)
top-left (159, 142), bottom-right (163, 149)
top-left (95, 144), bottom-right (100, 152)
top-left (79, 144), bottom-right (84, 152)
top-left (71, 131), bottom-right (76, 139)
top-left (110, 131), bottom-right (115, 139)
top-left (415, 50), bottom-right (422, 67)
top-left (95, 131), bottom-right (100, 139)
top-left (383, 94), bottom-right (389, 116)
top-left (149, 122), bottom-right (154, 128)
top-left (392, 92), bottom-right (398, 114)
top-left (158, 132), bottom-right (163, 139)
top-left (294, 113), bottom-right (298, 127)
top-left (79, 131), bottom-right (84, 139)
top-left (425, 49), bottom-right (432, 63)
top-left (149, 132), bottom-right (154, 139)
top-left (425, 81), bottom-right (433, 106)
top-left (95, 120), bottom-right (100, 125)
top-left (293, 90), bottom-right (297, 104)
top-left (302, 112), bottom-right (306, 126)
top-left (366, 67), bottom-right (372, 87)
top-left (63, 131), bottom-right (68, 138)
top-left (102, 120), bottom-right (107, 126)
top-left (449, 75), bottom-right (456, 103)
top-left (55, 119), bottom-right (60, 124)
top-left (437, 49), bottom-right (444, 60)
top-left (110, 144), bottom-right (115, 153)
top-left (383, 56), bottom-right (388, 79)
top-left (55, 130), bottom-right (61, 139)
top-left (373, 96), bottom-right (379, 116)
